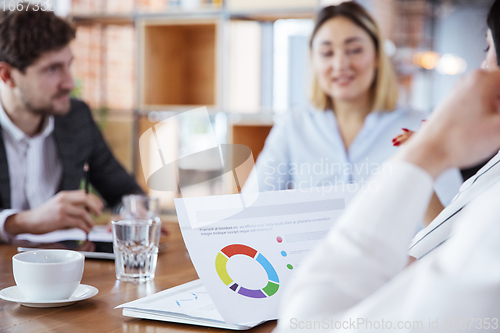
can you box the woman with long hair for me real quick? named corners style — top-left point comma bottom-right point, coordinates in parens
top-left (244, 2), bottom-right (462, 212)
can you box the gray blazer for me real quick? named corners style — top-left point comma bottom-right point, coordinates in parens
top-left (0, 99), bottom-right (144, 210)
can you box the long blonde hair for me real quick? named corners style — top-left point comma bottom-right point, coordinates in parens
top-left (310, 2), bottom-right (398, 112)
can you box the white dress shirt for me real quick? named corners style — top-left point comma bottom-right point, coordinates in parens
top-left (408, 150), bottom-right (500, 259)
top-left (276, 161), bottom-right (500, 332)
top-left (0, 104), bottom-right (62, 242)
top-left (243, 105), bottom-right (462, 207)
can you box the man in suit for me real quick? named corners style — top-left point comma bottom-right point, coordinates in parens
top-left (0, 8), bottom-right (143, 242)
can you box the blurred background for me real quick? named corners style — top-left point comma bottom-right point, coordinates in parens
top-left (56, 0), bottom-right (493, 212)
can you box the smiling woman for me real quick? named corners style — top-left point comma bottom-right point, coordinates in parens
top-left (242, 2), bottom-right (463, 224)
top-left (309, 3), bottom-right (397, 117)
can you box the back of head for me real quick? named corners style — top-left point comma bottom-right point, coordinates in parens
top-left (0, 6), bottom-right (76, 72)
top-left (309, 2), bottom-right (398, 112)
top-left (487, 0), bottom-right (500, 65)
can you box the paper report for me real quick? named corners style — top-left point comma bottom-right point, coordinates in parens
top-left (175, 186), bottom-right (356, 325)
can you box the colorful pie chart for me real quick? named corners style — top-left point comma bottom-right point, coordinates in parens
top-left (215, 244), bottom-right (279, 298)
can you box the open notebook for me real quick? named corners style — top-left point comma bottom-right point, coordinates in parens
top-left (115, 279), bottom-right (263, 330)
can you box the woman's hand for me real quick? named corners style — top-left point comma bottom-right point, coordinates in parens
top-left (393, 128), bottom-right (415, 147)
top-left (394, 70), bottom-right (500, 179)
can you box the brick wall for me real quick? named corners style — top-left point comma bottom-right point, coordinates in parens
top-left (137, 0), bottom-right (168, 12)
top-left (71, 25), bottom-right (135, 111)
top-left (69, 0), bottom-right (175, 176)
top-left (71, 0), bottom-right (105, 14)
top-left (394, 0), bottom-right (428, 48)
top-left (69, 24), bottom-right (135, 172)
top-left (71, 0), bottom-right (168, 14)
top-left (71, 25), bottom-right (103, 109)
top-left (106, 0), bottom-right (135, 13)
top-left (105, 26), bottom-right (135, 110)
top-left (372, 0), bottom-right (396, 41)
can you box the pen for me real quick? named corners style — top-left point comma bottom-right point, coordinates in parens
top-left (83, 162), bottom-right (89, 194)
top-left (83, 163), bottom-right (90, 241)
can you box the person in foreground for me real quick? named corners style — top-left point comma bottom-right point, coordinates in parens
top-left (397, 0), bottom-right (500, 259)
top-left (0, 9), bottom-right (143, 242)
top-left (275, 69), bottom-right (500, 332)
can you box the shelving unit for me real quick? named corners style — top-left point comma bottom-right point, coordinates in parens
top-left (133, 2), bottom-right (319, 201)
top-left (70, 0), bottom-right (320, 209)
top-left (228, 116), bottom-right (274, 192)
top-left (139, 18), bottom-right (219, 110)
top-left (227, 0), bottom-right (316, 12)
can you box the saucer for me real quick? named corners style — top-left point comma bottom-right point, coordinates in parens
top-left (0, 284), bottom-right (98, 308)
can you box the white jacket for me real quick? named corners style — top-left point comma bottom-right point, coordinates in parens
top-left (276, 160), bottom-right (500, 332)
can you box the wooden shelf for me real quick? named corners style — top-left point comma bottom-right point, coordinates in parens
top-left (137, 104), bottom-right (217, 112)
top-left (227, 0), bottom-right (317, 11)
top-left (71, 6), bottom-right (318, 28)
top-left (231, 123), bottom-right (273, 162)
top-left (228, 120), bottom-right (274, 192)
top-left (229, 7), bottom-right (317, 21)
top-left (71, 14), bottom-right (134, 26)
top-left (139, 19), bottom-right (219, 109)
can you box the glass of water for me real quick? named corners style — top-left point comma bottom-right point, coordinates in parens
top-left (121, 195), bottom-right (160, 222)
top-left (111, 219), bottom-right (161, 282)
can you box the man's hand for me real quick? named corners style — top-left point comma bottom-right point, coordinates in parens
top-left (5, 190), bottom-right (103, 236)
top-left (395, 70), bottom-right (500, 179)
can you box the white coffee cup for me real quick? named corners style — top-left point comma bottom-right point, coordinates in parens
top-left (13, 250), bottom-right (84, 301)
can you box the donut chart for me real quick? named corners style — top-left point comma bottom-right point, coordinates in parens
top-left (215, 244), bottom-right (279, 298)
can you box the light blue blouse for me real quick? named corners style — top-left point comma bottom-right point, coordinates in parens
top-left (243, 105), bottom-right (462, 206)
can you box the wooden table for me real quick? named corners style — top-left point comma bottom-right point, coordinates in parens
top-left (0, 223), bottom-right (277, 333)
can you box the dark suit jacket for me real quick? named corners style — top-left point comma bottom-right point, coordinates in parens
top-left (0, 99), bottom-right (144, 210)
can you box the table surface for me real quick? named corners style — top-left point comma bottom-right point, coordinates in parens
top-left (0, 223), bottom-right (277, 333)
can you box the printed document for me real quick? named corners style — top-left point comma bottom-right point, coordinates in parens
top-left (175, 186), bottom-right (356, 325)
top-left (116, 279), bottom-right (260, 330)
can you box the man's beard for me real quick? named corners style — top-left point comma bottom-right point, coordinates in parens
top-left (20, 90), bottom-right (72, 116)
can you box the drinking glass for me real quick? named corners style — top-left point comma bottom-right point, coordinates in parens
top-left (121, 195), bottom-right (160, 222)
top-left (111, 219), bottom-right (161, 282)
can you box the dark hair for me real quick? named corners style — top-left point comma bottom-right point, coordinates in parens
top-left (310, 2), bottom-right (378, 51)
top-left (487, 0), bottom-right (500, 65)
top-left (0, 7), bottom-right (76, 72)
